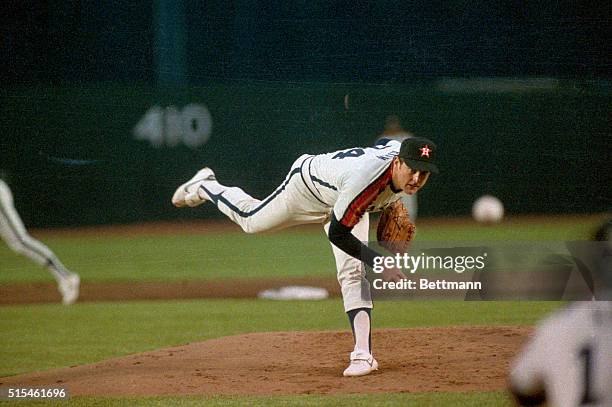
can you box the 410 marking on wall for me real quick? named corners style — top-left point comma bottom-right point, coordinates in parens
top-left (133, 103), bottom-right (212, 148)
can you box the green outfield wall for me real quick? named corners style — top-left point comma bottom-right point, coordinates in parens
top-left (1, 81), bottom-right (609, 227)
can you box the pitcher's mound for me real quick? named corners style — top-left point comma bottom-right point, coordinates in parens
top-left (0, 326), bottom-right (530, 396)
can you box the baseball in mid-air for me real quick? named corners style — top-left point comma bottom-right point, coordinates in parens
top-left (472, 195), bottom-right (504, 223)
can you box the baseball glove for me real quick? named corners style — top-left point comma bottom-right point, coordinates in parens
top-left (376, 200), bottom-right (416, 253)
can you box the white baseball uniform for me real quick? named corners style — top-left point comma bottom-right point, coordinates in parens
top-left (0, 179), bottom-right (72, 283)
top-left (509, 301), bottom-right (612, 407)
top-left (199, 141), bottom-right (404, 311)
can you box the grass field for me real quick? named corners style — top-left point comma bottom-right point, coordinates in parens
top-left (0, 217), bottom-right (598, 284)
top-left (0, 216), bottom-right (604, 406)
top-left (0, 392), bottom-right (515, 406)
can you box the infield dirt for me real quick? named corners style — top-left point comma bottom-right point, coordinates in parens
top-left (0, 277), bottom-right (341, 305)
top-left (0, 326), bottom-right (529, 396)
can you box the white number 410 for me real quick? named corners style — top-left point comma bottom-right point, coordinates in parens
top-left (133, 103), bottom-right (212, 148)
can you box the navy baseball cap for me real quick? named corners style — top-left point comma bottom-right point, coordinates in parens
top-left (398, 137), bottom-right (439, 174)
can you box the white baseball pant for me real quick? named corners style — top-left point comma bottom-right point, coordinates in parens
top-left (199, 155), bottom-right (373, 312)
top-left (0, 179), bottom-right (70, 281)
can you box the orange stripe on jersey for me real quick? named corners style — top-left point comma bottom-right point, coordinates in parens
top-left (340, 165), bottom-right (393, 228)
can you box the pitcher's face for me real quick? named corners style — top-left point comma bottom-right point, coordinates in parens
top-left (392, 157), bottom-right (430, 195)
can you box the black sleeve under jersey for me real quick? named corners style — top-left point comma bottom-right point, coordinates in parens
top-left (327, 213), bottom-right (381, 268)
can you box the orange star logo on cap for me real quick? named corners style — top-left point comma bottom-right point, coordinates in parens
top-left (419, 145), bottom-right (431, 158)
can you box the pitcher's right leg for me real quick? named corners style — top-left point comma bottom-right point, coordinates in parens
top-left (173, 158), bottom-right (326, 233)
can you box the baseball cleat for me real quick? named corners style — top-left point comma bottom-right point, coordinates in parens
top-left (172, 168), bottom-right (216, 208)
top-left (59, 273), bottom-right (80, 305)
top-left (343, 350), bottom-right (379, 377)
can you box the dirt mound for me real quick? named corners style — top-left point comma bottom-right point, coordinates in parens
top-left (0, 326), bottom-right (530, 396)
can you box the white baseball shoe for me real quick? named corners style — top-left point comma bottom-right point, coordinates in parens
top-left (343, 349), bottom-right (379, 377)
top-left (172, 168), bottom-right (216, 208)
top-left (58, 274), bottom-right (80, 305)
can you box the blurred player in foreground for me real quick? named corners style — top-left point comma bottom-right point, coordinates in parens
top-left (0, 172), bottom-right (80, 305)
top-left (509, 220), bottom-right (612, 406)
top-left (173, 137), bottom-right (438, 376)
top-left (377, 115), bottom-right (418, 220)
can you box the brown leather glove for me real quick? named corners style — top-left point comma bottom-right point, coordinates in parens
top-left (376, 200), bottom-right (416, 254)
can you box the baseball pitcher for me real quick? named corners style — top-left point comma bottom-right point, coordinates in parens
top-left (172, 137), bottom-right (439, 376)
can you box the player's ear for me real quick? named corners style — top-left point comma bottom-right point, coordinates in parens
top-left (392, 156), bottom-right (402, 169)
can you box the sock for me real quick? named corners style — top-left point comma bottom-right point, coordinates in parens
top-left (347, 308), bottom-right (372, 353)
